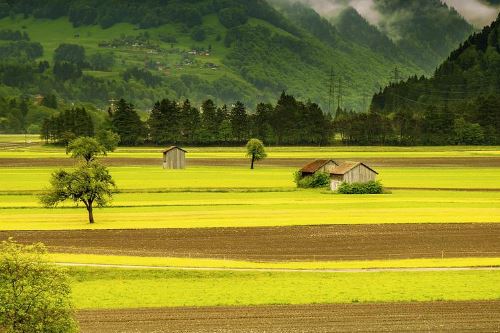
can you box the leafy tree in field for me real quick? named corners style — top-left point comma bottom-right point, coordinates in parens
top-left (246, 138), bottom-right (267, 169)
top-left (66, 136), bottom-right (107, 162)
top-left (96, 130), bottom-right (120, 152)
top-left (0, 239), bottom-right (78, 333)
top-left (41, 161), bottom-right (115, 224)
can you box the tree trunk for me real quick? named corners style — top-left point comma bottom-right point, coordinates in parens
top-left (87, 204), bottom-right (95, 224)
top-left (251, 155), bottom-right (255, 170)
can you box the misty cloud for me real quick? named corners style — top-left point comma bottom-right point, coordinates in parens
top-left (295, 0), bottom-right (380, 24)
top-left (290, 0), bottom-right (499, 27)
top-left (444, 0), bottom-right (499, 27)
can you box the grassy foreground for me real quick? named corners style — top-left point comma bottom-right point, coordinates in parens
top-left (69, 268), bottom-right (500, 309)
top-left (52, 254), bottom-right (500, 270)
top-left (1, 190), bottom-right (498, 230)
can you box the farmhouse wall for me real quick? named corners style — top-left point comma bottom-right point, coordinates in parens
top-left (163, 149), bottom-right (186, 169)
top-left (342, 165), bottom-right (377, 183)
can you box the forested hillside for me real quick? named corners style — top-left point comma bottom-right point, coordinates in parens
top-left (0, 0), bottom-right (485, 137)
top-left (354, 14), bottom-right (500, 145)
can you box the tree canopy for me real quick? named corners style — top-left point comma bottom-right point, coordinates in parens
top-left (40, 162), bottom-right (115, 224)
top-left (0, 239), bottom-right (77, 333)
top-left (246, 138), bottom-right (267, 169)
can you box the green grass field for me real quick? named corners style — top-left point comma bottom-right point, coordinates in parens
top-left (1, 166), bottom-right (499, 192)
top-left (2, 142), bottom-right (500, 311)
top-left (1, 189), bottom-right (498, 230)
top-left (69, 267), bottom-right (500, 309)
top-left (1, 141), bottom-right (499, 158)
top-left (0, 163), bottom-right (498, 230)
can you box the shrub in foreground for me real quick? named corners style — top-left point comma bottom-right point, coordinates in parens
top-left (337, 181), bottom-right (384, 194)
top-left (294, 171), bottom-right (330, 189)
top-left (0, 239), bottom-right (78, 333)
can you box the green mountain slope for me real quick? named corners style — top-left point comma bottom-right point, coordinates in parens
top-left (370, 14), bottom-right (500, 144)
top-left (0, 0), bottom-right (425, 114)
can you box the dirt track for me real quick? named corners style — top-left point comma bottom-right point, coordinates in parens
top-left (1, 156), bottom-right (500, 167)
top-left (77, 301), bottom-right (500, 333)
top-left (4, 223), bottom-right (499, 260)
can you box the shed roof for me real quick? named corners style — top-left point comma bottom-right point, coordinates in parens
top-left (163, 146), bottom-right (187, 154)
top-left (331, 162), bottom-right (378, 175)
top-left (300, 159), bottom-right (337, 173)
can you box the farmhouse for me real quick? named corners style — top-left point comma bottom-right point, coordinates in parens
top-left (163, 146), bottom-right (187, 169)
top-left (299, 159), bottom-right (378, 191)
top-left (329, 162), bottom-right (378, 191)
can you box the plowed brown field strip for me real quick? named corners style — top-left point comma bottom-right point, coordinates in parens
top-left (77, 301), bottom-right (500, 333)
top-left (1, 157), bottom-right (500, 167)
top-left (3, 223), bottom-right (499, 261)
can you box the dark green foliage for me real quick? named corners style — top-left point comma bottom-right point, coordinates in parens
top-left (337, 181), bottom-right (384, 194)
top-left (191, 26), bottom-right (206, 42)
top-left (68, 2), bottom-right (97, 26)
top-left (0, 0), bottom-right (491, 135)
top-left (230, 101), bottom-right (248, 142)
top-left (200, 99), bottom-right (219, 142)
top-left (370, 14), bottom-right (500, 145)
top-left (123, 67), bottom-right (162, 87)
top-left (280, 2), bottom-right (341, 48)
top-left (53, 61), bottom-right (82, 81)
top-left (111, 99), bottom-right (144, 145)
top-left (88, 52), bottom-right (115, 71)
top-left (146, 92), bottom-right (332, 146)
top-left (334, 7), bottom-right (402, 61)
top-left (375, 0), bottom-right (474, 71)
top-left (0, 29), bottom-right (29, 41)
top-left (54, 43), bottom-right (86, 66)
top-left (294, 171), bottom-right (330, 189)
top-left (41, 107), bottom-right (94, 144)
top-left (41, 94), bottom-right (58, 109)
top-left (218, 6), bottom-right (248, 28)
top-left (0, 41), bottom-right (43, 60)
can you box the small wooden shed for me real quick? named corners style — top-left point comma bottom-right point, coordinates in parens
top-left (163, 146), bottom-right (187, 169)
top-left (299, 159), bottom-right (378, 191)
top-left (330, 162), bottom-right (378, 191)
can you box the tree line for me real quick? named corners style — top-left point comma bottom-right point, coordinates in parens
top-left (40, 92), bottom-right (334, 146)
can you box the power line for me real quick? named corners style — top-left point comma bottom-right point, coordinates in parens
top-left (337, 76), bottom-right (343, 110)
top-left (327, 68), bottom-right (335, 115)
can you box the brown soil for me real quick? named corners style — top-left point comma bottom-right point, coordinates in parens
top-left (77, 301), bottom-right (500, 333)
top-left (3, 223), bottom-right (499, 261)
top-left (1, 156), bottom-right (500, 167)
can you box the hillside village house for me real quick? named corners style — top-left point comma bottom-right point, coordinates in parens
top-left (163, 146), bottom-right (187, 169)
top-left (299, 160), bottom-right (378, 191)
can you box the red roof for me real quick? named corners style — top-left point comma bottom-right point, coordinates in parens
top-left (300, 159), bottom-right (337, 173)
top-left (163, 146), bottom-right (187, 154)
top-left (331, 162), bottom-right (378, 175)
